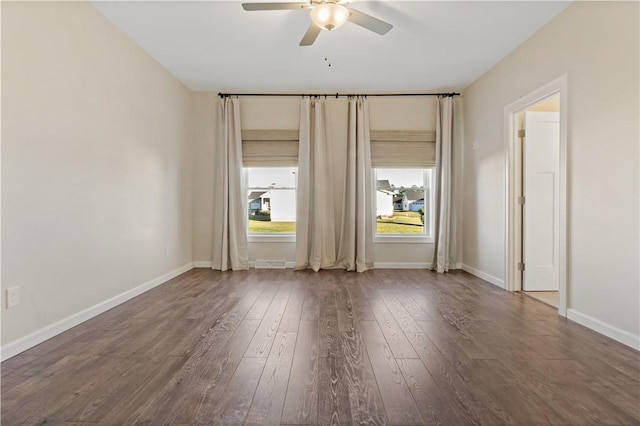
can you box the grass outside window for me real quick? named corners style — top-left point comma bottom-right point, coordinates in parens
top-left (376, 211), bottom-right (424, 234)
top-left (248, 220), bottom-right (296, 233)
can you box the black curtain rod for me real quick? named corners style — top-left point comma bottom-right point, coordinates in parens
top-left (218, 92), bottom-right (459, 98)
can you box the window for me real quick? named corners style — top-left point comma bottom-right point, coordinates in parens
top-left (369, 130), bottom-right (436, 241)
top-left (247, 167), bottom-right (297, 235)
top-left (374, 168), bottom-right (434, 239)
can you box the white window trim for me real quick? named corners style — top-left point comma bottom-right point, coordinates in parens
top-left (374, 235), bottom-right (434, 244)
top-left (373, 168), bottom-right (435, 243)
top-left (248, 234), bottom-right (296, 243)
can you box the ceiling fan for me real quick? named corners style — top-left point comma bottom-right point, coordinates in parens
top-left (241, 1), bottom-right (393, 46)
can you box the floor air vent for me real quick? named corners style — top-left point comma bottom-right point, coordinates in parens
top-left (254, 260), bottom-right (287, 269)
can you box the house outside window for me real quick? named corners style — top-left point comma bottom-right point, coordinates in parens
top-left (246, 167), bottom-right (297, 235)
top-left (375, 168), bottom-right (434, 240)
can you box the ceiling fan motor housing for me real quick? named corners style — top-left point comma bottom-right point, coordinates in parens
top-left (310, 3), bottom-right (350, 31)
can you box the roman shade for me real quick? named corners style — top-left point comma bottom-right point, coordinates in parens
top-left (241, 129), bottom-right (298, 167)
top-left (242, 129), bottom-right (434, 167)
top-left (370, 130), bottom-right (436, 167)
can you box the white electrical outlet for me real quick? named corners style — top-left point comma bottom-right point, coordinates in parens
top-left (7, 287), bottom-right (20, 308)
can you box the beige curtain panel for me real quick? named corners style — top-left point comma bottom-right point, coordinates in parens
top-left (431, 96), bottom-right (454, 273)
top-left (337, 96), bottom-right (374, 272)
top-left (295, 97), bottom-right (337, 271)
top-left (211, 97), bottom-right (249, 271)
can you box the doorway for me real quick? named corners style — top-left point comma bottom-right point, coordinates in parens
top-left (521, 97), bottom-right (560, 306)
top-left (504, 76), bottom-right (568, 316)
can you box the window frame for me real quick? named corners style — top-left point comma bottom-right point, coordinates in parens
top-left (245, 167), bottom-right (297, 243)
top-left (373, 168), bottom-right (435, 244)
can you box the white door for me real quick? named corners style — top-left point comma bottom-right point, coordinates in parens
top-left (523, 112), bottom-right (560, 291)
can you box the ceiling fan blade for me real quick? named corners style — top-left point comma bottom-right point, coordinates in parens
top-left (299, 23), bottom-right (321, 46)
top-left (347, 8), bottom-right (393, 35)
top-left (242, 2), bottom-right (311, 11)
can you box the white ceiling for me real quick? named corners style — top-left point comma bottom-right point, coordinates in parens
top-left (90, 1), bottom-right (569, 92)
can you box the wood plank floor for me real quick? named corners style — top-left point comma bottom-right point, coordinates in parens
top-left (2, 269), bottom-right (639, 425)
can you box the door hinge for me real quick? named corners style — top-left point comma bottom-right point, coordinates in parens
top-left (518, 129), bottom-right (525, 138)
top-left (518, 262), bottom-right (525, 272)
top-left (518, 196), bottom-right (525, 205)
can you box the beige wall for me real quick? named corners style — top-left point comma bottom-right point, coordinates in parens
top-left (2, 2), bottom-right (194, 346)
top-left (192, 95), bottom-right (464, 267)
top-left (462, 2), bottom-right (639, 337)
top-left (192, 93), bottom-right (218, 262)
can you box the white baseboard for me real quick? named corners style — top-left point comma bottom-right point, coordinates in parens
top-left (249, 261), bottom-right (295, 269)
top-left (202, 261), bottom-right (443, 270)
top-left (194, 261), bottom-right (296, 269)
top-left (461, 263), bottom-right (505, 289)
top-left (567, 309), bottom-right (640, 351)
top-left (1, 263), bottom-right (194, 361)
top-left (200, 260), bottom-right (460, 271)
top-left (199, 261), bottom-right (460, 271)
top-left (371, 262), bottom-right (462, 270)
top-left (374, 262), bottom-right (432, 269)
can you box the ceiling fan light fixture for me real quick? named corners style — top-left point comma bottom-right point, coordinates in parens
top-left (310, 3), bottom-right (349, 31)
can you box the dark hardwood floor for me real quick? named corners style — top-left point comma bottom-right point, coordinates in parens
top-left (2, 268), bottom-right (639, 425)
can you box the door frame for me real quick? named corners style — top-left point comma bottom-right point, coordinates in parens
top-left (503, 75), bottom-right (568, 317)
